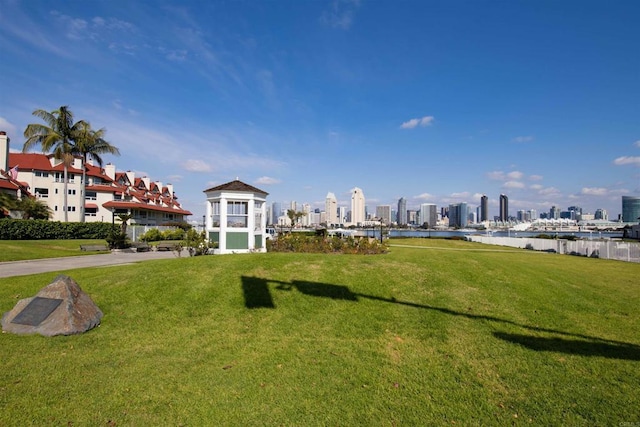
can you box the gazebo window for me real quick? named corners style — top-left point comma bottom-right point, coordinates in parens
top-left (211, 201), bottom-right (221, 227)
top-left (227, 201), bottom-right (248, 228)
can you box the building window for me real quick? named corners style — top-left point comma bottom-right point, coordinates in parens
top-left (85, 208), bottom-right (97, 217)
top-left (211, 201), bottom-right (220, 227)
top-left (68, 189), bottom-right (76, 195)
top-left (227, 201), bottom-right (248, 228)
top-left (85, 191), bottom-right (97, 201)
top-left (35, 171), bottom-right (49, 177)
top-left (35, 188), bottom-right (49, 198)
top-left (67, 206), bottom-right (76, 212)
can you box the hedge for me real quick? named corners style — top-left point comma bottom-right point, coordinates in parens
top-left (0, 219), bottom-right (117, 240)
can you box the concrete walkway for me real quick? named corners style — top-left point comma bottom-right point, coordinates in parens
top-left (0, 250), bottom-right (187, 278)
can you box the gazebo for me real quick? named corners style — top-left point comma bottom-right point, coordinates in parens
top-left (203, 179), bottom-right (269, 254)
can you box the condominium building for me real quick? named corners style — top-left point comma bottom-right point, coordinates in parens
top-left (3, 142), bottom-right (191, 224)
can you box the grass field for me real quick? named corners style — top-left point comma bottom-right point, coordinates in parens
top-left (0, 239), bottom-right (108, 262)
top-left (0, 239), bottom-right (638, 425)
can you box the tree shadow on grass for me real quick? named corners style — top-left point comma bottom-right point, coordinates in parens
top-left (493, 332), bottom-right (640, 361)
top-left (240, 276), bottom-right (640, 361)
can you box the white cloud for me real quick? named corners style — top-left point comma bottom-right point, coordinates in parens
top-left (182, 159), bottom-right (212, 172)
top-left (0, 117), bottom-right (17, 135)
top-left (613, 156), bottom-right (640, 166)
top-left (537, 187), bottom-right (561, 196)
top-left (166, 174), bottom-right (183, 182)
top-left (487, 170), bottom-right (523, 181)
top-left (503, 181), bottom-right (525, 189)
top-left (414, 193), bottom-right (434, 200)
top-left (581, 187), bottom-right (609, 196)
top-left (400, 116), bottom-right (435, 129)
top-left (487, 171), bottom-right (506, 180)
top-left (450, 191), bottom-right (470, 198)
top-left (255, 176), bottom-right (281, 185)
top-left (512, 136), bottom-right (534, 143)
top-left (635, 140), bottom-right (640, 148)
top-left (320, 0), bottom-right (360, 30)
top-left (530, 184), bottom-right (543, 190)
top-left (506, 171), bottom-right (524, 180)
top-left (529, 174), bottom-right (543, 181)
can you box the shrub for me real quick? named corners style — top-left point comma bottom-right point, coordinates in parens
top-left (0, 219), bottom-right (115, 240)
top-left (268, 234), bottom-right (387, 255)
top-left (182, 229), bottom-right (216, 256)
top-left (140, 228), bottom-right (163, 242)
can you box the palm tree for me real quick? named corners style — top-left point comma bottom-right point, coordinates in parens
top-left (23, 106), bottom-right (86, 222)
top-left (73, 122), bottom-right (120, 222)
top-left (16, 196), bottom-right (52, 220)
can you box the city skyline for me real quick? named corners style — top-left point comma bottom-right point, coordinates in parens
top-left (1, 1), bottom-right (639, 221)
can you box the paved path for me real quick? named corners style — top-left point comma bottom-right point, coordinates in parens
top-left (0, 250), bottom-right (187, 278)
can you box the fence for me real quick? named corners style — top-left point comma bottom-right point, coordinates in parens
top-left (466, 236), bottom-right (640, 263)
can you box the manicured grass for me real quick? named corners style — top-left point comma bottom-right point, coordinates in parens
top-left (0, 239), bottom-right (109, 262)
top-left (0, 239), bottom-right (638, 425)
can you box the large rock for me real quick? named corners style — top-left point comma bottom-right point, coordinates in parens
top-left (1, 275), bottom-right (103, 336)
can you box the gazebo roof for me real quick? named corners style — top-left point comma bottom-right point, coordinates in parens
top-left (203, 179), bottom-right (268, 196)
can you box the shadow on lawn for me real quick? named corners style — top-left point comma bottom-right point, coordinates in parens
top-left (241, 276), bottom-right (640, 361)
top-left (493, 332), bottom-right (640, 361)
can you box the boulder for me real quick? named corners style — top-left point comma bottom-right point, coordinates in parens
top-left (1, 275), bottom-right (103, 336)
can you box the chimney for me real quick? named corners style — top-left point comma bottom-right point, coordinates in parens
top-left (0, 131), bottom-right (9, 173)
top-left (104, 163), bottom-right (116, 180)
top-left (125, 170), bottom-right (135, 186)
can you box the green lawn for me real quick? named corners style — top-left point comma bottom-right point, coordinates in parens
top-left (0, 239), bottom-right (109, 261)
top-left (0, 239), bottom-right (638, 425)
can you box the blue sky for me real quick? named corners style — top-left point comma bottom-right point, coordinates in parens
top-left (1, 0), bottom-right (639, 221)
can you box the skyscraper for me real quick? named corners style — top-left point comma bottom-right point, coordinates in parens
top-left (499, 194), bottom-right (509, 222)
top-left (419, 203), bottom-right (437, 228)
top-left (351, 187), bottom-right (365, 225)
top-left (448, 202), bottom-right (468, 228)
top-left (397, 197), bottom-right (407, 225)
top-left (480, 195), bottom-right (488, 222)
top-left (376, 205), bottom-right (392, 225)
top-left (325, 192), bottom-right (338, 226)
top-left (622, 196), bottom-right (640, 223)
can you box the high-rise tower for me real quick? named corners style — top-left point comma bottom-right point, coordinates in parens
top-left (351, 187), bottom-right (365, 225)
top-left (325, 192), bottom-right (338, 226)
top-left (480, 194), bottom-right (488, 222)
top-left (499, 194), bottom-right (509, 222)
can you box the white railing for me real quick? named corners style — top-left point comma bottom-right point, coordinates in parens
top-left (466, 236), bottom-right (640, 263)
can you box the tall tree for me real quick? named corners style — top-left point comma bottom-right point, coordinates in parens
top-left (73, 122), bottom-right (120, 222)
top-left (23, 106), bottom-right (86, 222)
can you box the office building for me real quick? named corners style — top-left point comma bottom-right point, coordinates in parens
top-left (622, 196), bottom-right (640, 223)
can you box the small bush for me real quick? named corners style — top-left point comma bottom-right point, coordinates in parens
top-left (140, 228), bottom-right (163, 242)
top-left (0, 219), bottom-right (115, 240)
top-left (268, 234), bottom-right (387, 255)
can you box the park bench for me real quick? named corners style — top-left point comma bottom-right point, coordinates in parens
top-left (130, 242), bottom-right (151, 252)
top-left (155, 241), bottom-right (181, 251)
top-left (80, 244), bottom-right (109, 252)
